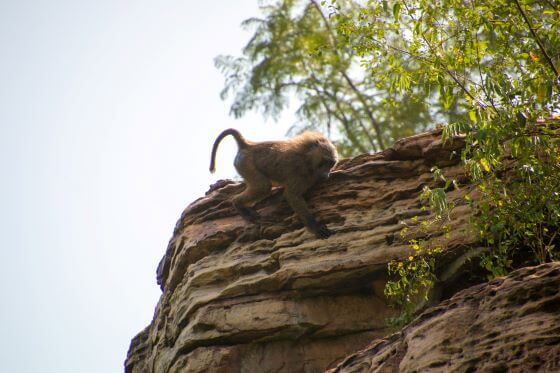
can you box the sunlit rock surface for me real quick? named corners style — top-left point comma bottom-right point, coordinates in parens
top-left (331, 262), bottom-right (560, 373)
top-left (125, 130), bottom-right (476, 373)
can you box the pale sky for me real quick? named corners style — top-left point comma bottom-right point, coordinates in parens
top-left (0, 1), bottom-right (292, 372)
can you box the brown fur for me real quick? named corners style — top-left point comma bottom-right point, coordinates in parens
top-left (210, 128), bottom-right (338, 238)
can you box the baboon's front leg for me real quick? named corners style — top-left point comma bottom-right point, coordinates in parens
top-left (283, 189), bottom-right (331, 239)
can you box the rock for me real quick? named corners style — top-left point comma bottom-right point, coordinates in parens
top-left (125, 130), bottom-right (476, 373)
top-left (330, 262), bottom-right (560, 373)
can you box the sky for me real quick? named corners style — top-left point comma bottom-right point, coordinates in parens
top-left (0, 1), bottom-right (292, 372)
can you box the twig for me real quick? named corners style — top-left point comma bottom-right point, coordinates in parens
top-left (513, 0), bottom-right (559, 79)
top-left (401, 2), bottom-right (490, 112)
top-left (470, 0), bottom-right (502, 117)
top-left (309, 0), bottom-right (387, 149)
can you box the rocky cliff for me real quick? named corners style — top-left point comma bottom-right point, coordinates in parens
top-left (330, 262), bottom-right (560, 372)
top-left (125, 130), bottom-right (480, 372)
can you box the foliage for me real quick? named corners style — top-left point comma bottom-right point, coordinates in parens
top-left (474, 146), bottom-right (560, 278)
top-left (385, 237), bottom-right (442, 326)
top-left (384, 167), bottom-right (452, 325)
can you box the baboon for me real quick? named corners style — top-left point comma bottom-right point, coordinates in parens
top-left (209, 128), bottom-right (338, 238)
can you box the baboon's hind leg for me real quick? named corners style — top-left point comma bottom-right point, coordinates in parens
top-left (233, 172), bottom-right (272, 224)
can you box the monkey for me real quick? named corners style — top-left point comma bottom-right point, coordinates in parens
top-left (209, 128), bottom-right (338, 239)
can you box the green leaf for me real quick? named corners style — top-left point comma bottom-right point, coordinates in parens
top-left (468, 110), bottom-right (477, 124)
top-left (393, 3), bottom-right (401, 22)
top-left (480, 158), bottom-right (491, 172)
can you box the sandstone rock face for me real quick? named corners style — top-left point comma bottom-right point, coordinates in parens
top-left (331, 262), bottom-right (560, 373)
top-left (125, 130), bottom-right (474, 373)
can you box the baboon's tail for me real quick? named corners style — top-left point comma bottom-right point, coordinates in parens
top-left (209, 128), bottom-right (248, 173)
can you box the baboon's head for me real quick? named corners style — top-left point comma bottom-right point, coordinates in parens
top-left (308, 138), bottom-right (338, 182)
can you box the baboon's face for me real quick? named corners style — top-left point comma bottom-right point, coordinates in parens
top-left (311, 145), bottom-right (338, 182)
top-left (317, 157), bottom-right (336, 181)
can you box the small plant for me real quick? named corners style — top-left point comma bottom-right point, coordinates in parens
top-left (384, 168), bottom-right (453, 326)
top-left (479, 243), bottom-right (512, 279)
top-left (385, 238), bottom-right (442, 326)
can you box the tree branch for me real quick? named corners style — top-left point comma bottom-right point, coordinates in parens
top-left (402, 2), bottom-right (491, 112)
top-left (309, 0), bottom-right (387, 149)
top-left (513, 0), bottom-right (559, 79)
